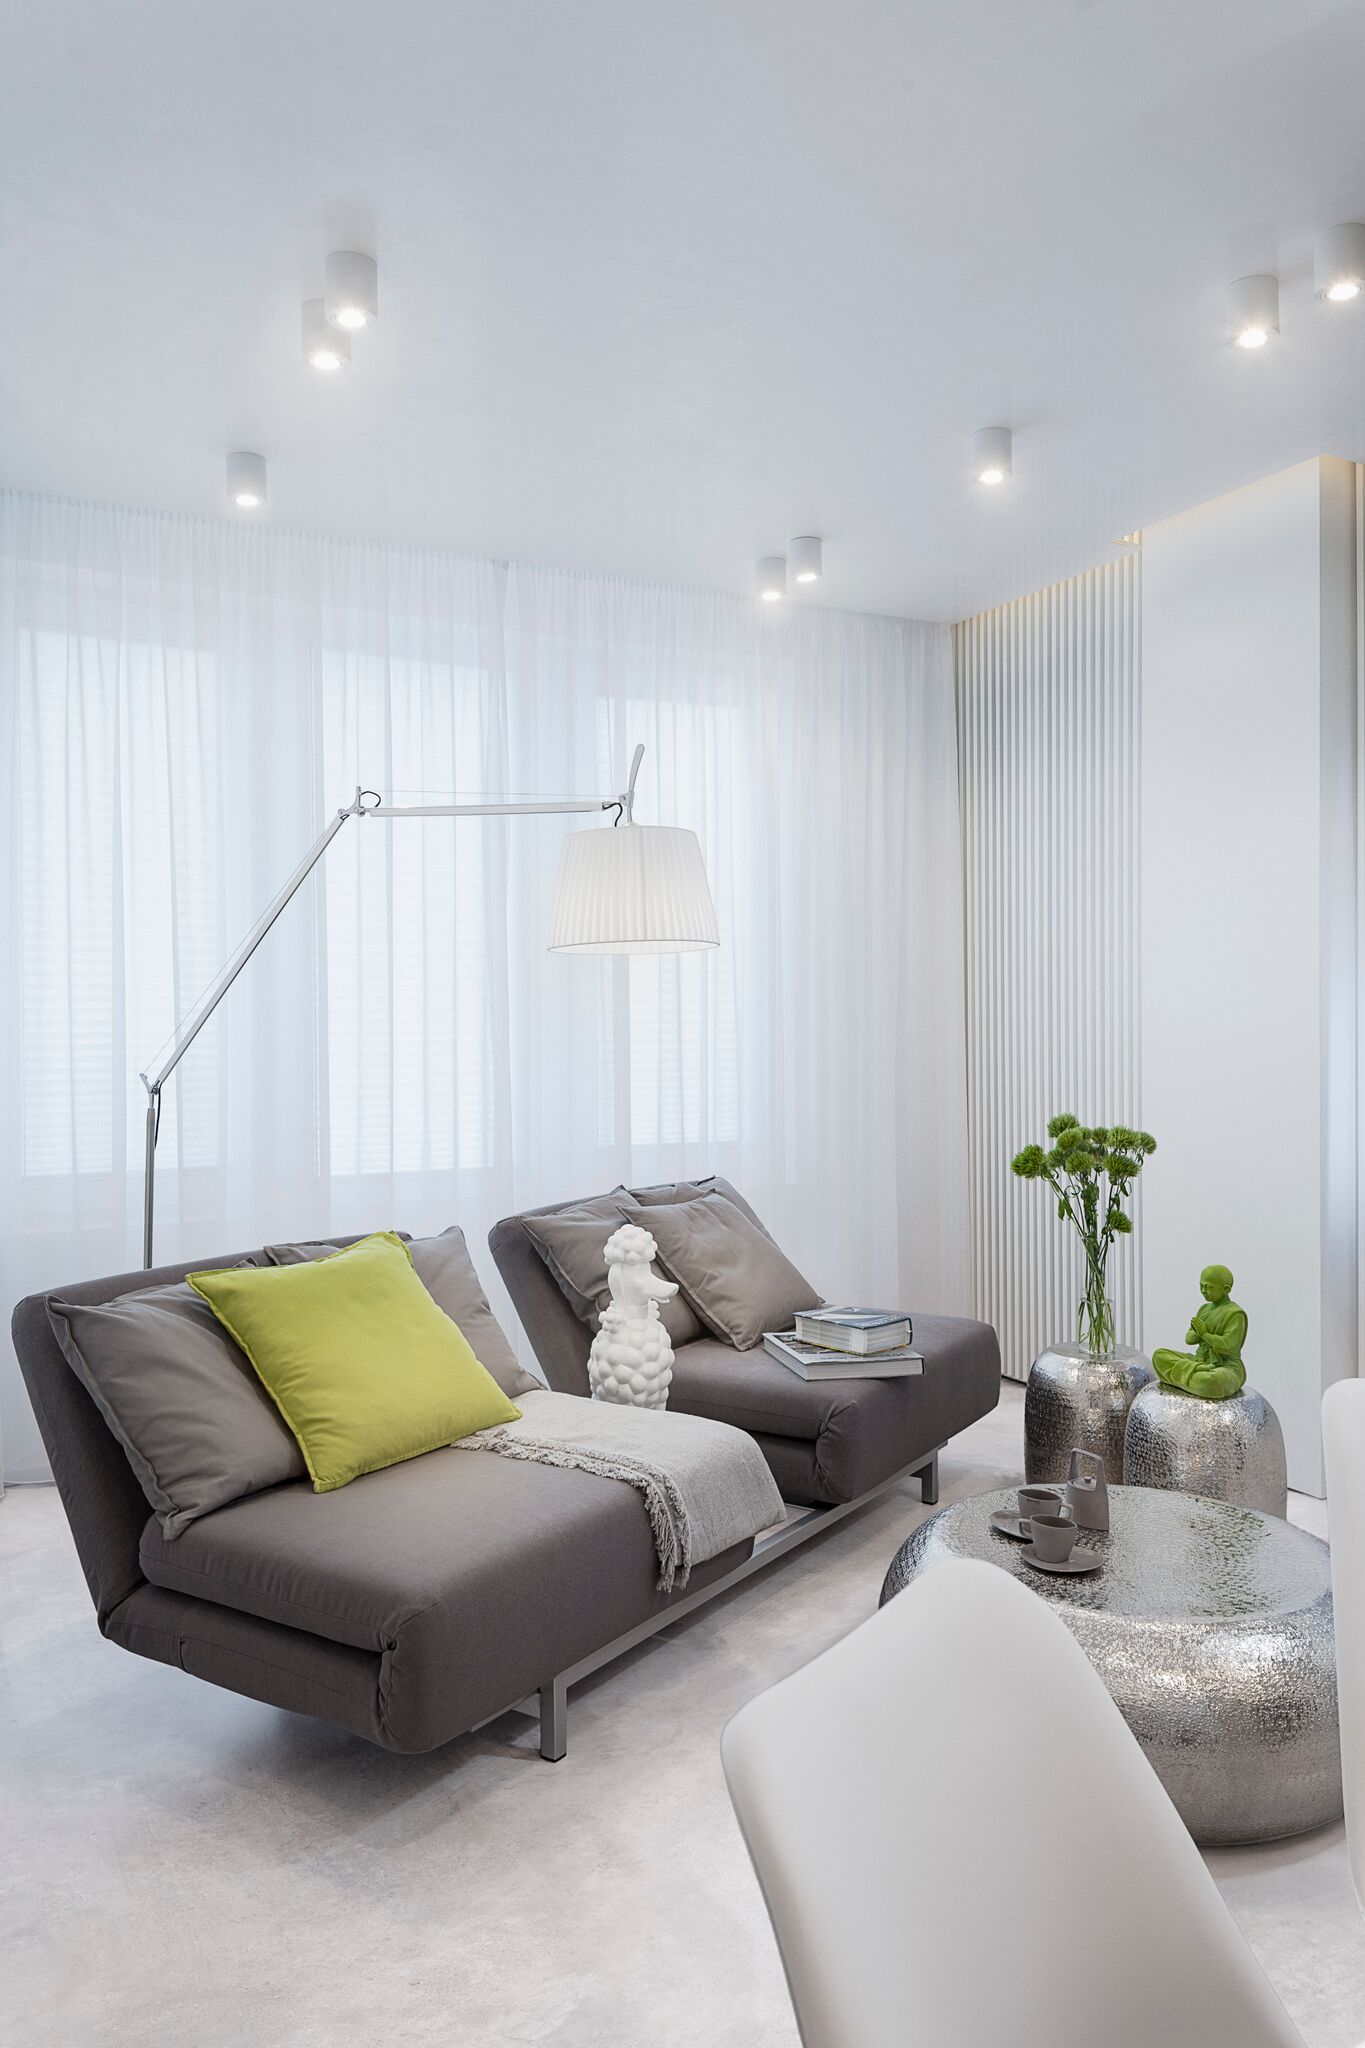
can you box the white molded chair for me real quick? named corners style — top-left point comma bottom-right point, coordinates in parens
top-left (1324, 1377), bottom-right (1365, 1914)
top-left (722, 1560), bottom-right (1303, 2048)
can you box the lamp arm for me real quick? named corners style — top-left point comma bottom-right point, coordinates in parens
top-left (139, 754), bottom-right (643, 1266)
top-left (142, 799), bottom-right (361, 1101)
top-left (139, 794), bottom-right (361, 1269)
top-left (368, 796), bottom-right (608, 819)
top-left (623, 742), bottom-right (645, 822)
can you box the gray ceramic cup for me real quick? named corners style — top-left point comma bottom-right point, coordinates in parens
top-left (1019, 1485), bottom-right (1062, 1526)
top-left (1030, 1513), bottom-right (1078, 1564)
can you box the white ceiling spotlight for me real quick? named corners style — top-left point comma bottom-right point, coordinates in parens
top-left (226, 450), bottom-right (267, 510)
top-left (302, 297), bottom-right (350, 372)
top-left (1227, 274), bottom-right (1279, 349)
top-left (756, 555), bottom-right (786, 602)
top-left (325, 249), bottom-right (378, 331)
top-left (1314, 223), bottom-right (1365, 303)
top-left (972, 425), bottom-right (1013, 486)
top-left (789, 536), bottom-right (823, 584)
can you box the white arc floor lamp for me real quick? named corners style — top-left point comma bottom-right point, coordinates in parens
top-left (139, 743), bottom-right (719, 1268)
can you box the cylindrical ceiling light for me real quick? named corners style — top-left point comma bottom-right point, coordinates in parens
top-left (972, 425), bottom-right (1012, 485)
top-left (756, 555), bottom-right (786, 602)
top-left (789, 536), bottom-right (823, 583)
top-left (548, 824), bottom-right (720, 953)
top-left (302, 297), bottom-right (351, 372)
top-left (324, 249), bottom-right (378, 330)
top-left (1227, 274), bottom-right (1279, 348)
top-left (226, 450), bottom-right (267, 509)
top-left (1314, 223), bottom-right (1365, 303)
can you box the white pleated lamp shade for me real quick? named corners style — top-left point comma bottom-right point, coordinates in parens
top-left (548, 824), bottom-right (720, 953)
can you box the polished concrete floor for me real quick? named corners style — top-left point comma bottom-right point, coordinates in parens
top-left (3, 1382), bottom-right (1364, 2047)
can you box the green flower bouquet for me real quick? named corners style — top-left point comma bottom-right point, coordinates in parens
top-left (1012, 1115), bottom-right (1157, 1358)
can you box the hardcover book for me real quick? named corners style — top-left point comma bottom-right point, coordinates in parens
top-left (793, 1306), bottom-right (913, 1354)
top-left (763, 1330), bottom-right (923, 1380)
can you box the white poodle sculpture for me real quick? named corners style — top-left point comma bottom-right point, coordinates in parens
top-left (588, 1222), bottom-right (679, 1409)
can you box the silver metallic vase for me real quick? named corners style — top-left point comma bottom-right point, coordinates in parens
top-left (1123, 1381), bottom-right (1288, 1517)
top-left (1024, 1341), bottom-right (1155, 1486)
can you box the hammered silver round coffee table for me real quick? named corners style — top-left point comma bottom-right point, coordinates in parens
top-left (880, 1485), bottom-right (1341, 1846)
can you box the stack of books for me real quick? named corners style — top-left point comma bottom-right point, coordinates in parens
top-left (763, 1307), bottom-right (921, 1381)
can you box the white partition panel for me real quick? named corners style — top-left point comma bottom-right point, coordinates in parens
top-left (1140, 458), bottom-right (1359, 1494)
top-left (955, 557), bottom-right (1143, 1382)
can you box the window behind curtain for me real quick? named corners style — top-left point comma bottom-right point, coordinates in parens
top-left (17, 622), bottom-right (741, 1184)
top-left (319, 650), bottom-right (743, 1177)
top-left (18, 626), bottom-right (223, 1180)
top-left (320, 644), bottom-right (498, 1177)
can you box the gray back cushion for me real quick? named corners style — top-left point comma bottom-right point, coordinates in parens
top-left (47, 1280), bottom-right (306, 1540)
top-left (626, 1175), bottom-right (775, 1242)
top-left (265, 1226), bottom-right (539, 1398)
top-left (521, 1194), bottom-right (704, 1349)
top-left (617, 1191), bottom-right (820, 1351)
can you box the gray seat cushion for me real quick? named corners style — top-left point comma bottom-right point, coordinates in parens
top-left (138, 1442), bottom-right (750, 1751)
top-left (667, 1316), bottom-right (1002, 1504)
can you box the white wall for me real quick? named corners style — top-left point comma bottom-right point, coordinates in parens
top-left (1140, 457), bottom-right (1358, 1493)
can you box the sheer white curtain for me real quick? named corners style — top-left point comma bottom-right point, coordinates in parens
top-left (0, 493), bottom-right (969, 1481)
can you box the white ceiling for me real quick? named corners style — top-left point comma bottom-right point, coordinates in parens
top-left (4, 0), bottom-right (1365, 622)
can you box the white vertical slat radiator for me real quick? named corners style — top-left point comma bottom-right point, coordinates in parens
top-left (954, 555), bottom-right (1143, 1382)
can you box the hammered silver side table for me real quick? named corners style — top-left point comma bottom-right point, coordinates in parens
top-left (1024, 1341), bottom-right (1155, 1485)
top-left (1123, 1381), bottom-right (1288, 1517)
top-left (880, 1485), bottom-right (1340, 1846)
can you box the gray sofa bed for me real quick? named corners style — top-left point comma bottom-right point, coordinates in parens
top-left (12, 1238), bottom-right (750, 1762)
top-left (14, 1195), bottom-right (999, 1763)
top-left (489, 1180), bottom-right (1001, 1512)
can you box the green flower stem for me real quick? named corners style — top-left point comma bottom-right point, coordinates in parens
top-left (1011, 1116), bottom-right (1156, 1362)
top-left (1042, 1168), bottom-right (1115, 1354)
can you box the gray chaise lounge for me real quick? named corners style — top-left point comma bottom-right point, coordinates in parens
top-left (489, 1182), bottom-right (1001, 1517)
top-left (12, 1239), bottom-right (751, 1762)
top-left (14, 1201), bottom-right (999, 1762)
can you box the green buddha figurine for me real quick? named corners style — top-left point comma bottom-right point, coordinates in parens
top-left (1152, 1264), bottom-right (1247, 1400)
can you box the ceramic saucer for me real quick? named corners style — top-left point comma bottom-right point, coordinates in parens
top-left (1023, 1545), bottom-right (1102, 1576)
top-left (989, 1511), bottom-right (1034, 1542)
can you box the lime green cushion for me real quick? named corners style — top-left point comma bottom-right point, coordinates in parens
top-left (188, 1232), bottom-right (520, 1493)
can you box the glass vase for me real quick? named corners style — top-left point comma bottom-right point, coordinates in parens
top-left (1024, 1339), bottom-right (1154, 1485)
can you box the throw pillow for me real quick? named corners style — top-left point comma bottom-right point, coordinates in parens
top-left (523, 1197), bottom-right (704, 1348)
top-left (47, 1281), bottom-right (307, 1538)
top-left (616, 1191), bottom-right (820, 1351)
top-left (622, 1175), bottom-right (776, 1244)
top-left (264, 1227), bottom-right (539, 1398)
top-left (189, 1231), bottom-right (520, 1493)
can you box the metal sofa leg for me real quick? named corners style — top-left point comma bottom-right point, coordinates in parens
top-left (540, 1674), bottom-right (567, 1761)
top-left (918, 1452), bottom-right (939, 1506)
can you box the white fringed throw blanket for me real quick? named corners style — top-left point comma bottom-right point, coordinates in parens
top-left (451, 1389), bottom-right (785, 1592)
